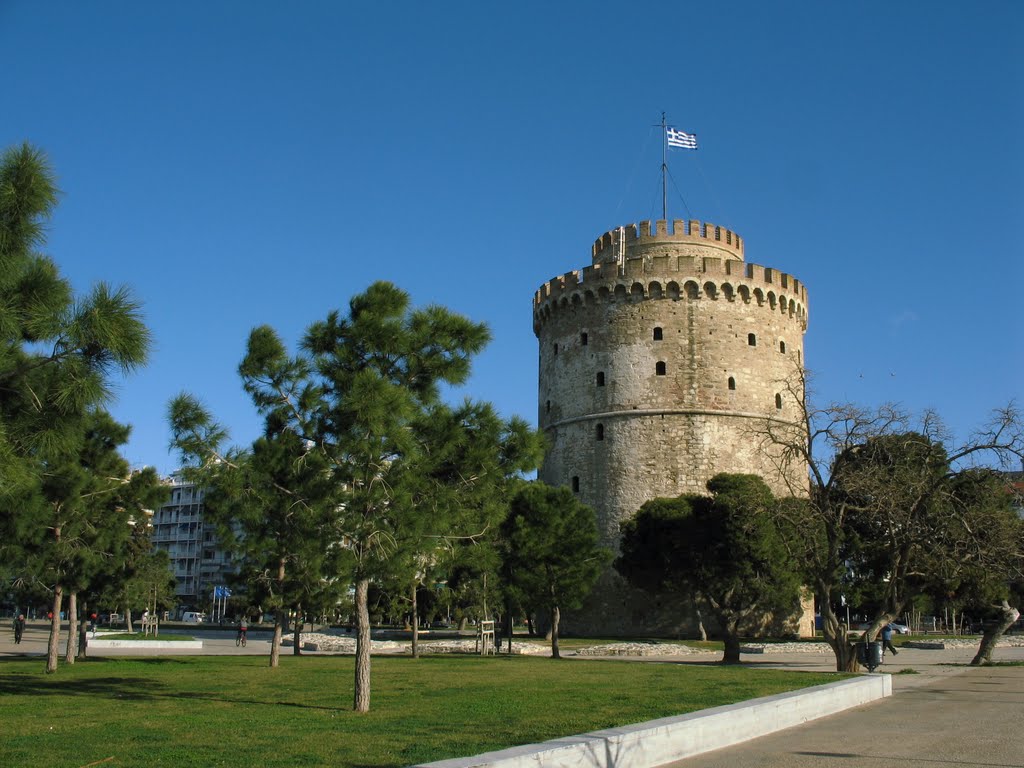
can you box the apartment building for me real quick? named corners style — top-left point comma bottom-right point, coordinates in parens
top-left (150, 475), bottom-right (236, 612)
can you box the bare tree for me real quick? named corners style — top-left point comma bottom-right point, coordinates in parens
top-left (757, 366), bottom-right (1023, 671)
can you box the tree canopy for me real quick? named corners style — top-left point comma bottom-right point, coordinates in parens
top-left (0, 144), bottom-right (156, 673)
top-left (758, 367), bottom-right (1024, 670)
top-left (501, 481), bottom-right (610, 659)
top-left (170, 281), bottom-right (542, 708)
top-left (617, 474), bottom-right (802, 663)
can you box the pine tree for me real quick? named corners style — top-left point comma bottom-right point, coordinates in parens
top-left (0, 144), bottom-right (152, 672)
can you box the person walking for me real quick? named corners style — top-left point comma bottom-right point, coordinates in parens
top-left (881, 623), bottom-right (899, 658)
top-left (13, 614), bottom-right (25, 644)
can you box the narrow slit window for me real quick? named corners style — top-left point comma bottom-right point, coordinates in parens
top-left (571, 476), bottom-right (580, 493)
top-left (779, 340), bottom-right (786, 353)
top-left (581, 332), bottom-right (588, 346)
top-left (553, 343), bottom-right (558, 355)
top-left (596, 371), bottom-right (605, 387)
top-left (656, 361), bottom-right (667, 376)
top-left (653, 327), bottom-right (663, 341)
top-left (728, 377), bottom-right (736, 391)
top-left (775, 393), bottom-right (783, 410)
top-left (748, 333), bottom-right (757, 346)
top-left (596, 424), bottom-right (604, 441)
top-left (546, 400), bottom-right (551, 413)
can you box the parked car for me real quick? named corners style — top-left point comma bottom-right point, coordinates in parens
top-left (181, 611), bottom-right (206, 623)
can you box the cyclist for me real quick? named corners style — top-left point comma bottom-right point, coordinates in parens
top-left (236, 616), bottom-right (248, 647)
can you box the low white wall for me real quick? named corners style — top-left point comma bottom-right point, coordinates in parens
top-left (88, 639), bottom-right (204, 649)
top-left (413, 675), bottom-right (891, 768)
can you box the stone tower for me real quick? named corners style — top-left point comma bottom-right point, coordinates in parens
top-left (533, 219), bottom-right (809, 633)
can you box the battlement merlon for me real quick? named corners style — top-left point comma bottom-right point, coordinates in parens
top-left (593, 219), bottom-right (743, 264)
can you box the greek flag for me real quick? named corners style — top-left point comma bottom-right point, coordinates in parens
top-left (667, 128), bottom-right (698, 149)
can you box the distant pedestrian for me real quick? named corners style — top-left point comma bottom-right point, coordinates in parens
top-left (881, 624), bottom-right (898, 658)
top-left (13, 614), bottom-right (25, 644)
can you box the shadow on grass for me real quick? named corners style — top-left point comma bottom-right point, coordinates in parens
top-left (0, 675), bottom-right (158, 700)
top-left (0, 667), bottom-right (349, 713)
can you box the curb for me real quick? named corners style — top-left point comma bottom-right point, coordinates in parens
top-left (411, 674), bottom-right (891, 768)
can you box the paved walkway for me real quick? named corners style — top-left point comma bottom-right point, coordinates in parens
top-left (662, 663), bottom-right (1024, 767)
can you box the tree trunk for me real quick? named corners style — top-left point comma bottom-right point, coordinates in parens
top-left (77, 599), bottom-right (89, 659)
top-left (722, 632), bottom-right (742, 664)
top-left (46, 585), bottom-right (63, 674)
top-left (125, 607), bottom-right (133, 634)
top-left (292, 603), bottom-right (302, 655)
top-left (550, 605), bottom-right (560, 659)
top-left (64, 592), bottom-right (78, 665)
top-left (354, 578), bottom-right (371, 712)
top-left (411, 581), bottom-right (419, 659)
top-left (269, 555), bottom-right (286, 668)
top-left (971, 601), bottom-right (1020, 666)
top-left (270, 608), bottom-right (283, 668)
top-left (696, 607), bottom-right (708, 642)
top-left (505, 601), bottom-right (514, 653)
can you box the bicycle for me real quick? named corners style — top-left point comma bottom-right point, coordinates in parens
top-left (236, 630), bottom-right (247, 647)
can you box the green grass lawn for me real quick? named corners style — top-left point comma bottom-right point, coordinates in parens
top-left (0, 655), bottom-right (846, 767)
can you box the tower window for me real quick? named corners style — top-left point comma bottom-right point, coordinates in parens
top-left (596, 371), bottom-right (605, 387)
top-left (656, 361), bottom-right (667, 376)
top-left (653, 327), bottom-right (663, 341)
top-left (581, 332), bottom-right (588, 346)
top-left (571, 476), bottom-right (580, 493)
top-left (779, 340), bottom-right (786, 353)
top-left (748, 333), bottom-right (757, 346)
top-left (546, 400), bottom-right (551, 413)
top-left (728, 376), bottom-right (736, 391)
top-left (553, 343), bottom-right (558, 355)
top-left (596, 424), bottom-right (604, 441)
top-left (775, 393), bottom-right (783, 410)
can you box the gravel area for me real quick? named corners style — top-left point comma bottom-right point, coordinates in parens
top-left (280, 632), bottom-right (1024, 656)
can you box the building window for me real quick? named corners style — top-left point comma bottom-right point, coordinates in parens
top-left (553, 343), bottom-right (558, 355)
top-left (748, 333), bottom-right (757, 346)
top-left (581, 332), bottom-right (588, 346)
top-left (653, 327), bottom-right (663, 341)
top-left (779, 340), bottom-right (786, 353)
top-left (596, 424), bottom-right (604, 441)
top-left (571, 476), bottom-right (580, 493)
top-left (775, 393), bottom-right (783, 410)
top-left (656, 361), bottom-right (666, 376)
top-left (728, 376), bottom-right (736, 391)
top-left (546, 400), bottom-right (551, 413)
top-left (596, 371), bottom-right (605, 387)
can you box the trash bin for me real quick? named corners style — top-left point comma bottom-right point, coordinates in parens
top-left (857, 640), bottom-right (883, 671)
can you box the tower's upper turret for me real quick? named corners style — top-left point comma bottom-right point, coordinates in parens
top-left (592, 219), bottom-right (744, 266)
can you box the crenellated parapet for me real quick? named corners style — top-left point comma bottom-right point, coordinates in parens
top-left (533, 253), bottom-right (808, 334)
top-left (592, 219), bottom-right (743, 264)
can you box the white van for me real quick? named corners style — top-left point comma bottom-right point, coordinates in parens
top-left (181, 611), bottom-right (206, 623)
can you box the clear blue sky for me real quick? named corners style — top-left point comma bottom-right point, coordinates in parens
top-left (3, 1), bottom-right (1021, 476)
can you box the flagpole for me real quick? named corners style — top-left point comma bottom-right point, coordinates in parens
top-left (661, 112), bottom-right (668, 221)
